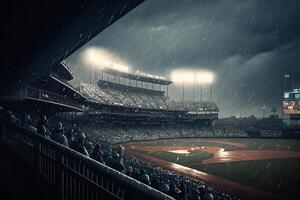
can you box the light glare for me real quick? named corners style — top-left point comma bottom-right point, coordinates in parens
top-left (170, 69), bottom-right (195, 84)
top-left (197, 71), bottom-right (214, 84)
top-left (81, 47), bottom-right (129, 72)
top-left (170, 69), bottom-right (214, 84)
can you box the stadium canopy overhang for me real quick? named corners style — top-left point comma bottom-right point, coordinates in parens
top-left (1, 0), bottom-right (145, 93)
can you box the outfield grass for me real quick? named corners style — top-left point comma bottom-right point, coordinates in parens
top-left (195, 158), bottom-right (300, 200)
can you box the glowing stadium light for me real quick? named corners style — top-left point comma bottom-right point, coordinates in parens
top-left (81, 47), bottom-right (129, 72)
top-left (111, 63), bottom-right (129, 73)
top-left (171, 69), bottom-right (215, 85)
top-left (196, 71), bottom-right (214, 84)
top-left (170, 69), bottom-right (195, 84)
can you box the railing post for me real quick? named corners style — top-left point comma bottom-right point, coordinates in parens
top-left (24, 85), bottom-right (28, 98)
top-left (32, 136), bottom-right (40, 168)
top-left (55, 151), bottom-right (64, 200)
top-left (0, 119), bottom-right (5, 148)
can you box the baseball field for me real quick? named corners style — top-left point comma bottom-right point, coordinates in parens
top-left (124, 138), bottom-right (300, 200)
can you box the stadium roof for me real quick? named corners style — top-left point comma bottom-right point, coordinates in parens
top-left (1, 0), bottom-right (145, 93)
top-left (101, 68), bottom-right (173, 85)
top-left (51, 62), bottom-right (74, 81)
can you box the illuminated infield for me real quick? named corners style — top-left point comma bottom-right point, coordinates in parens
top-left (169, 150), bottom-right (190, 154)
top-left (124, 138), bottom-right (300, 200)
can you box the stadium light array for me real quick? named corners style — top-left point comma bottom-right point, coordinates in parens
top-left (81, 47), bottom-right (129, 73)
top-left (170, 69), bottom-right (194, 84)
top-left (170, 69), bottom-right (214, 84)
top-left (136, 70), bottom-right (166, 80)
top-left (196, 70), bottom-right (214, 84)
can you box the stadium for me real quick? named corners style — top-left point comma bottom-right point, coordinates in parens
top-left (1, 1), bottom-right (300, 200)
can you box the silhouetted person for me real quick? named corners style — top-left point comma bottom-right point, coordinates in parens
top-left (22, 114), bottom-right (36, 132)
top-left (73, 123), bottom-right (81, 136)
top-left (91, 144), bottom-right (104, 164)
top-left (71, 132), bottom-right (89, 157)
top-left (125, 166), bottom-right (133, 177)
top-left (51, 122), bottom-right (69, 147)
top-left (86, 141), bottom-right (94, 155)
top-left (140, 173), bottom-right (151, 186)
top-left (37, 115), bottom-right (48, 130)
top-left (37, 115), bottom-right (51, 137)
top-left (202, 193), bottom-right (214, 200)
top-left (37, 125), bottom-right (51, 139)
top-left (161, 183), bottom-right (170, 195)
top-left (110, 151), bottom-right (125, 172)
top-left (169, 182), bottom-right (181, 199)
top-left (132, 168), bottom-right (140, 180)
top-left (65, 128), bottom-right (75, 146)
top-left (178, 182), bottom-right (188, 200)
top-left (151, 178), bottom-right (161, 191)
top-left (190, 188), bottom-right (201, 200)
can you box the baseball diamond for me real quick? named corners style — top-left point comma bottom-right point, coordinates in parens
top-left (124, 138), bottom-right (300, 200)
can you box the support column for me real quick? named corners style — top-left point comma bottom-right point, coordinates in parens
top-left (167, 86), bottom-right (169, 97)
top-left (210, 84), bottom-right (213, 101)
top-left (201, 85), bottom-right (203, 102)
top-left (182, 81), bottom-right (185, 108)
top-left (89, 64), bottom-right (92, 84)
top-left (193, 81), bottom-right (195, 103)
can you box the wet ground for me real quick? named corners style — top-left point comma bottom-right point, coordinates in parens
top-left (124, 138), bottom-right (300, 200)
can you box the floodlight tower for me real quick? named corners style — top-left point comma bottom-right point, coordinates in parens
top-left (182, 80), bottom-right (185, 105)
top-left (210, 82), bottom-right (213, 101)
top-left (89, 64), bottom-right (92, 84)
top-left (197, 71), bottom-right (214, 102)
top-left (200, 83), bottom-right (203, 102)
top-left (193, 80), bottom-right (195, 103)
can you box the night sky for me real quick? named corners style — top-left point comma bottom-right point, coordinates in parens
top-left (66, 0), bottom-right (300, 117)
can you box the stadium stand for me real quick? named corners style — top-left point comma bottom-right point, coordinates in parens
top-left (81, 81), bottom-right (168, 109)
top-left (0, 107), bottom-right (243, 200)
top-left (0, 111), bottom-right (173, 200)
top-left (0, 1), bottom-right (254, 199)
top-left (81, 81), bottom-right (218, 112)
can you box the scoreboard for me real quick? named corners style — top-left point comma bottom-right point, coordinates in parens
top-left (283, 100), bottom-right (300, 115)
top-left (283, 89), bottom-right (300, 116)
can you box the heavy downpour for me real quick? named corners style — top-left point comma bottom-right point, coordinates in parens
top-left (1, 1), bottom-right (300, 200)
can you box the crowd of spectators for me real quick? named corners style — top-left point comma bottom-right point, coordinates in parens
top-left (80, 82), bottom-right (167, 109)
top-left (260, 129), bottom-right (282, 137)
top-left (1, 106), bottom-right (286, 200)
top-left (81, 82), bottom-right (221, 114)
top-left (80, 124), bottom-right (249, 144)
top-left (166, 100), bottom-right (219, 112)
top-left (0, 106), bottom-right (244, 200)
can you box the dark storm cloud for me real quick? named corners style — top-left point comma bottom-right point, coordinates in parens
top-left (66, 0), bottom-right (300, 117)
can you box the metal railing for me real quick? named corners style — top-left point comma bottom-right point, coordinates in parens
top-left (0, 120), bottom-right (173, 200)
top-left (26, 86), bottom-right (83, 110)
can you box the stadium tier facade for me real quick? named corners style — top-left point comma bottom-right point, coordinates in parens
top-left (0, 62), bottom-right (86, 116)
